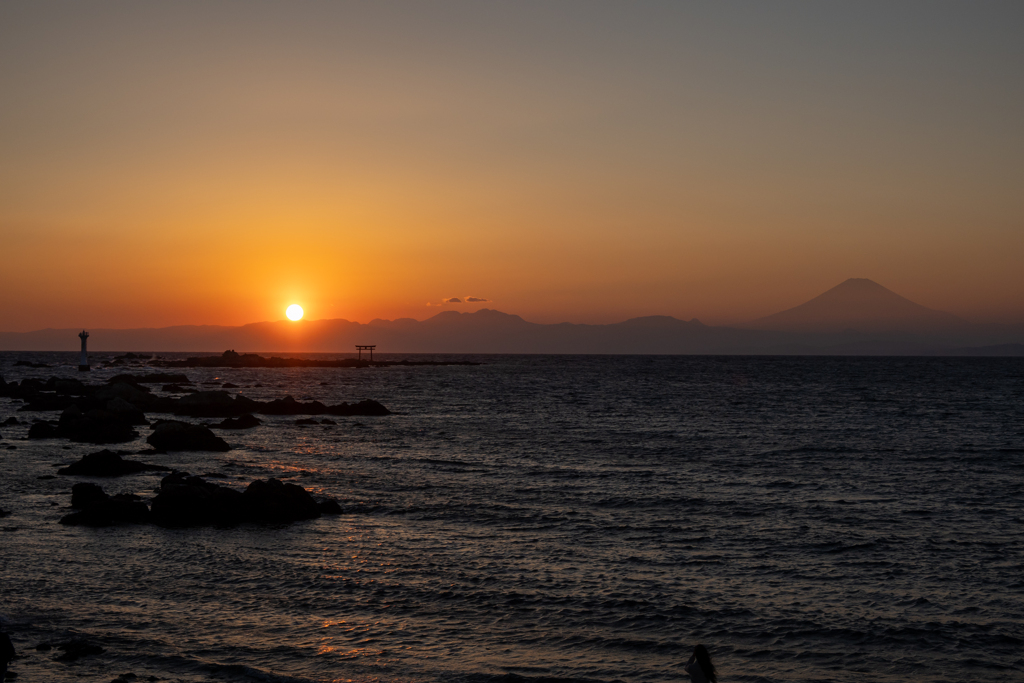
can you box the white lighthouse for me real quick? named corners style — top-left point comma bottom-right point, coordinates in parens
top-left (78, 330), bottom-right (90, 371)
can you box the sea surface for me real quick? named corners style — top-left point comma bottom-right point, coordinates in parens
top-left (1, 353), bottom-right (1023, 683)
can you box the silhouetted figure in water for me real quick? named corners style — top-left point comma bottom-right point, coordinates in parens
top-left (0, 628), bottom-right (15, 681)
top-left (684, 643), bottom-right (717, 683)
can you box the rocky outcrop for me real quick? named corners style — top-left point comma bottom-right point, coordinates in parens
top-left (57, 449), bottom-right (170, 477)
top-left (150, 473), bottom-right (323, 527)
top-left (213, 414), bottom-right (262, 429)
top-left (58, 405), bottom-right (139, 444)
top-left (147, 420), bottom-right (230, 452)
top-left (104, 397), bottom-right (150, 426)
top-left (59, 474), bottom-right (336, 528)
top-left (242, 478), bottom-right (321, 523)
top-left (27, 421), bottom-right (59, 439)
top-left (60, 483), bottom-right (151, 526)
top-left (26, 406), bottom-right (140, 444)
top-left (150, 472), bottom-right (245, 527)
top-left (318, 498), bottom-right (342, 514)
top-left (70, 482), bottom-right (108, 508)
top-left (260, 396), bottom-right (390, 416)
top-left (170, 390), bottom-right (260, 417)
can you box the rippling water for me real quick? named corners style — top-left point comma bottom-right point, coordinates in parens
top-left (2, 353), bottom-right (1023, 682)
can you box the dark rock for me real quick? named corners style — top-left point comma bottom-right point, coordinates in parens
top-left (58, 449), bottom-right (170, 477)
top-left (2, 417), bottom-right (19, 426)
top-left (212, 414), bottom-right (262, 430)
top-left (147, 420), bottom-right (230, 452)
top-left (170, 391), bottom-right (260, 418)
top-left (71, 482), bottom-right (110, 509)
top-left (325, 399), bottom-right (391, 416)
top-left (104, 398), bottom-right (150, 426)
top-left (242, 478), bottom-right (321, 523)
top-left (260, 396), bottom-right (328, 415)
top-left (294, 418), bottom-right (319, 425)
top-left (150, 472), bottom-right (244, 527)
top-left (34, 642), bottom-right (52, 651)
top-left (221, 382), bottom-right (240, 388)
top-left (320, 418), bottom-right (337, 425)
top-left (0, 508), bottom-right (10, 518)
top-left (58, 405), bottom-right (139, 444)
top-left (27, 422), bottom-right (60, 439)
top-left (18, 392), bottom-right (82, 412)
top-left (161, 384), bottom-right (195, 393)
top-left (55, 638), bottom-right (105, 661)
top-left (61, 485), bottom-right (150, 527)
top-left (37, 475), bottom-right (56, 480)
top-left (318, 498), bottom-right (343, 514)
top-left (50, 378), bottom-right (89, 395)
top-left (94, 383), bottom-right (169, 412)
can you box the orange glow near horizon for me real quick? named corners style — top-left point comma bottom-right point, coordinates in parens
top-left (1, 4), bottom-right (1022, 332)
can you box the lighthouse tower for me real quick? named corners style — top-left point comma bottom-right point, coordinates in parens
top-left (78, 330), bottom-right (90, 372)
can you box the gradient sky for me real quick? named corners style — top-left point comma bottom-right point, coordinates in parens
top-left (2, 1), bottom-right (1022, 331)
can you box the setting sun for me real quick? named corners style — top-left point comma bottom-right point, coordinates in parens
top-left (286, 304), bottom-right (304, 321)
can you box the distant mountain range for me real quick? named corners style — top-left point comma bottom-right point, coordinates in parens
top-left (2, 279), bottom-right (1023, 355)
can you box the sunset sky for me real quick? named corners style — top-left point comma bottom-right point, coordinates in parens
top-left (2, 1), bottom-right (1022, 332)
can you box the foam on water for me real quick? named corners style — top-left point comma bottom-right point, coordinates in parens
top-left (1, 353), bottom-right (1022, 682)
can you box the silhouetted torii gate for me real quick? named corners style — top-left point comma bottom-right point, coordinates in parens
top-left (355, 345), bottom-right (375, 361)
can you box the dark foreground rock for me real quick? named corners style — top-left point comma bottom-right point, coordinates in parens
top-left (7, 374), bottom-right (392, 422)
top-left (151, 473), bottom-right (321, 527)
top-left (168, 391), bottom-right (390, 418)
top-left (213, 414), bottom-right (262, 429)
top-left (57, 449), bottom-right (171, 477)
top-left (318, 499), bottom-right (343, 514)
top-left (28, 421), bottom-right (59, 439)
top-left (150, 472), bottom-right (245, 527)
top-left (243, 478), bottom-right (321, 523)
top-left (28, 406), bottom-right (140, 444)
top-left (147, 420), bottom-right (230, 452)
top-left (260, 396), bottom-right (390, 417)
top-left (59, 475), bottom-right (340, 528)
top-left (61, 483), bottom-right (151, 527)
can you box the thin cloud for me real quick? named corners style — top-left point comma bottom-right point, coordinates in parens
top-left (465, 297), bottom-right (490, 303)
top-left (444, 297), bottom-right (463, 304)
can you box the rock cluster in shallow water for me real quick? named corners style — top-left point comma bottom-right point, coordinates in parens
top-left (2, 370), bottom-right (390, 447)
top-left (60, 474), bottom-right (340, 528)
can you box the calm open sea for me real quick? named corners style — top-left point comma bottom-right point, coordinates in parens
top-left (1, 353), bottom-right (1023, 683)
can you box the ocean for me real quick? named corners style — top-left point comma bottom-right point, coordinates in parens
top-left (1, 353), bottom-right (1023, 682)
